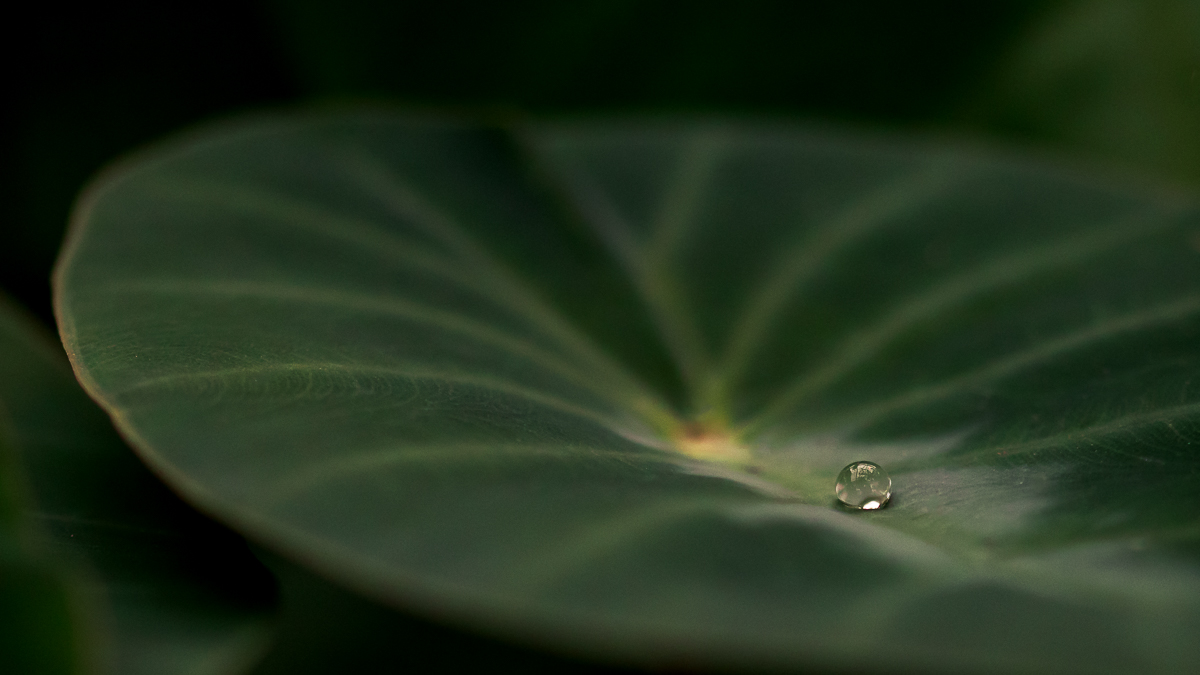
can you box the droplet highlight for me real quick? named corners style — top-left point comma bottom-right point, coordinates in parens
top-left (835, 461), bottom-right (891, 510)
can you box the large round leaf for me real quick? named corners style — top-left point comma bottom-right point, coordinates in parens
top-left (56, 112), bottom-right (1200, 674)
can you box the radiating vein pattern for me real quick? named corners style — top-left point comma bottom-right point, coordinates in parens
top-left (709, 161), bottom-right (960, 404)
top-left (535, 130), bottom-right (726, 400)
top-left (102, 279), bottom-right (657, 412)
top-left (56, 113), bottom-right (1200, 675)
top-left (827, 293), bottom-right (1200, 434)
top-left (952, 400), bottom-right (1200, 464)
top-left (115, 362), bottom-right (634, 433)
top-left (134, 176), bottom-right (659, 410)
top-left (744, 206), bottom-right (1186, 434)
top-left (262, 442), bottom-right (672, 508)
top-left (335, 151), bottom-right (648, 390)
top-left (632, 132), bottom-right (725, 394)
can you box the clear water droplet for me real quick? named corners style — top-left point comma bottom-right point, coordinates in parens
top-left (835, 461), bottom-right (891, 510)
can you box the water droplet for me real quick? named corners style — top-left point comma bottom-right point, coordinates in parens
top-left (835, 461), bottom-right (891, 510)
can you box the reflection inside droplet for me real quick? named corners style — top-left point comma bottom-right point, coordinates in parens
top-left (835, 461), bottom-right (891, 510)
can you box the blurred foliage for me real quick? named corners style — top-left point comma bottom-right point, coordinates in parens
top-left (961, 0), bottom-right (1200, 185)
top-left (0, 431), bottom-right (79, 675)
top-left (266, 0), bottom-right (1037, 115)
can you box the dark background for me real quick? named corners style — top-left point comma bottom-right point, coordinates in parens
top-left (0, 0), bottom-right (1079, 329)
top-left (8, 0), bottom-right (1198, 326)
top-left (3, 1), bottom-right (1197, 670)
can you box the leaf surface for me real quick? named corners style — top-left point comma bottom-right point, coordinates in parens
top-left (56, 112), bottom-right (1200, 674)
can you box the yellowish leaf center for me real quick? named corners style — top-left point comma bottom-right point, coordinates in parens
top-left (673, 423), bottom-right (751, 463)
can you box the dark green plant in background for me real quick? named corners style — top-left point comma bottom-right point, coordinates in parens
top-left (3, 1), bottom-right (1200, 673)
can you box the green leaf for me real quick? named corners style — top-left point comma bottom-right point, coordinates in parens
top-left (56, 111), bottom-right (1200, 674)
top-left (0, 294), bottom-right (277, 675)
